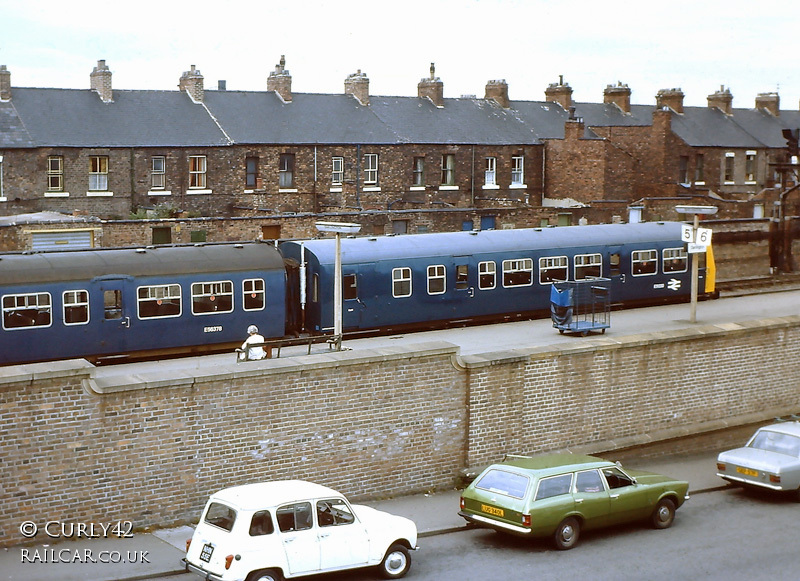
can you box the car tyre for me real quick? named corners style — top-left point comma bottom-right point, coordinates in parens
top-left (378, 543), bottom-right (411, 579)
top-left (651, 498), bottom-right (676, 529)
top-left (247, 569), bottom-right (283, 581)
top-left (553, 517), bottom-right (580, 550)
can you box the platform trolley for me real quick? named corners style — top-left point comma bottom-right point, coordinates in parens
top-left (550, 278), bottom-right (611, 336)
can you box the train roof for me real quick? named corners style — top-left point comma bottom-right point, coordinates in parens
top-left (0, 242), bottom-right (284, 285)
top-left (282, 222), bottom-right (686, 265)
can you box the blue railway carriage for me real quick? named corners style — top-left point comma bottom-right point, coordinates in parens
top-left (280, 222), bottom-right (711, 334)
top-left (0, 242), bottom-right (286, 365)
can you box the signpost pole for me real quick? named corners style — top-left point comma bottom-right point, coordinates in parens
top-left (675, 205), bottom-right (718, 323)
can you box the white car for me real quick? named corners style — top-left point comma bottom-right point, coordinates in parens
top-left (716, 421), bottom-right (800, 500)
top-left (184, 480), bottom-right (418, 581)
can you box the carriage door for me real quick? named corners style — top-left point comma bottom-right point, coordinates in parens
top-left (607, 247), bottom-right (625, 299)
top-left (454, 256), bottom-right (474, 315)
top-left (341, 264), bottom-right (371, 330)
top-left (97, 278), bottom-right (131, 351)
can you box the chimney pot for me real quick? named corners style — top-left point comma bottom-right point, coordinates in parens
top-left (485, 79), bottom-right (509, 108)
top-left (0, 65), bottom-right (10, 101)
top-left (707, 85), bottom-right (733, 115)
top-left (267, 55), bottom-right (292, 102)
top-left (179, 64), bottom-right (204, 102)
top-left (345, 69), bottom-right (370, 106)
top-left (755, 92), bottom-right (779, 116)
top-left (418, 62), bottom-right (444, 107)
top-left (656, 87), bottom-right (685, 114)
top-left (545, 76), bottom-right (572, 111)
top-left (90, 59), bottom-right (113, 103)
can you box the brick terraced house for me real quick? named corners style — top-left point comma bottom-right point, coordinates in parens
top-left (1, 58), bottom-right (799, 248)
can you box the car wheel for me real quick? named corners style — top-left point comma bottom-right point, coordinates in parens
top-left (651, 498), bottom-right (676, 529)
top-left (553, 517), bottom-right (580, 550)
top-left (247, 569), bottom-right (283, 581)
top-left (378, 543), bottom-right (411, 579)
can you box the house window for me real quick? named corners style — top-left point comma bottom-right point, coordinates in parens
top-left (502, 258), bottom-right (533, 287)
top-left (745, 150), bottom-right (756, 182)
top-left (412, 157), bottom-right (425, 186)
top-left (279, 153), bottom-right (294, 188)
top-left (89, 156), bottom-right (108, 191)
top-left (724, 152), bottom-right (735, 183)
top-left (246, 156), bottom-right (258, 188)
top-left (511, 155), bottom-right (524, 185)
top-left (484, 157), bottom-right (497, 186)
top-left (678, 156), bottom-right (689, 185)
top-left (441, 154), bottom-right (455, 185)
top-left (427, 265), bottom-right (446, 295)
top-left (364, 153), bottom-right (378, 184)
top-left (189, 155), bottom-right (207, 189)
top-left (47, 156), bottom-right (64, 191)
top-left (151, 156), bottom-right (165, 189)
top-left (695, 154), bottom-right (705, 184)
top-left (332, 156), bottom-right (344, 186)
top-left (392, 267), bottom-right (412, 298)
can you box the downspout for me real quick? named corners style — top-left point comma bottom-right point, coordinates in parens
top-left (471, 145), bottom-right (475, 208)
top-left (355, 144), bottom-right (362, 210)
top-left (299, 242), bottom-right (307, 330)
top-left (313, 146), bottom-right (319, 214)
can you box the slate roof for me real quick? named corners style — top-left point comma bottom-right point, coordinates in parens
top-left (1, 84), bottom-right (797, 151)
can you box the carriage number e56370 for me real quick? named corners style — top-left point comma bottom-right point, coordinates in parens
top-left (203, 326), bottom-right (223, 333)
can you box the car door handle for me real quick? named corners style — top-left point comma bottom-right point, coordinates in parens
top-left (575, 498), bottom-right (584, 504)
top-left (319, 533), bottom-right (330, 538)
top-left (610, 494), bottom-right (620, 499)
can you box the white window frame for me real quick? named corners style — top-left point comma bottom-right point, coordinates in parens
top-left (279, 153), bottom-right (295, 189)
top-left (137, 284), bottom-right (182, 319)
top-left (502, 258), bottom-right (533, 288)
top-left (574, 253), bottom-right (602, 280)
top-left (89, 155), bottom-right (109, 191)
top-left (745, 150), bottom-right (756, 183)
top-left (47, 155), bottom-right (64, 192)
top-left (191, 281), bottom-right (234, 315)
top-left (484, 157), bottom-right (497, 187)
top-left (427, 264), bottom-right (446, 295)
top-left (189, 155), bottom-right (207, 189)
top-left (392, 267), bottom-right (412, 298)
top-left (441, 154), bottom-right (455, 186)
top-left (724, 152), bottom-right (735, 184)
top-left (151, 156), bottom-right (166, 189)
top-left (63, 290), bottom-right (90, 326)
top-left (631, 249), bottom-right (658, 276)
top-left (412, 157), bottom-right (425, 187)
top-left (539, 256), bottom-right (568, 284)
top-left (243, 278), bottom-right (266, 312)
top-left (2, 292), bottom-right (52, 330)
top-left (511, 155), bottom-right (525, 186)
top-left (663, 247), bottom-right (688, 273)
top-left (331, 156), bottom-right (344, 186)
top-left (364, 153), bottom-right (379, 185)
top-left (478, 261), bottom-right (496, 290)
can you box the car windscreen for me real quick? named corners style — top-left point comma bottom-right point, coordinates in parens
top-left (749, 430), bottom-right (800, 457)
top-left (204, 502), bottom-right (237, 532)
top-left (475, 469), bottom-right (530, 499)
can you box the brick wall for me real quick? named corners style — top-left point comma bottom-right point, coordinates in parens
top-left (2, 318), bottom-right (800, 547)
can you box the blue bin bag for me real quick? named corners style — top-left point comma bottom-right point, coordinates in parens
top-left (550, 285), bottom-right (573, 326)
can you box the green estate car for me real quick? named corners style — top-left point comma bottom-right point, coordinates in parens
top-left (459, 453), bottom-right (689, 550)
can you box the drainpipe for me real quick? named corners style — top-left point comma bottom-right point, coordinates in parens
top-left (471, 145), bottom-right (475, 207)
top-left (355, 144), bottom-right (362, 210)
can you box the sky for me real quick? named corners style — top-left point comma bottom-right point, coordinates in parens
top-left (1, 0), bottom-right (798, 109)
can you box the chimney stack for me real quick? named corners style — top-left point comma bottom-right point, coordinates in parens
top-left (545, 75), bottom-right (573, 111)
top-left (755, 92), bottom-right (779, 116)
top-left (418, 62), bottom-right (444, 107)
top-left (0, 65), bottom-right (10, 101)
top-left (267, 55), bottom-right (292, 103)
top-left (90, 59), bottom-right (113, 103)
top-left (656, 88), bottom-right (685, 113)
top-left (345, 69), bottom-right (370, 106)
top-left (179, 64), bottom-right (204, 102)
top-left (485, 79), bottom-right (509, 108)
top-left (604, 81), bottom-right (631, 113)
top-left (707, 85), bottom-right (733, 115)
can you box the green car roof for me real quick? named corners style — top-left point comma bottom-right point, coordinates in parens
top-left (498, 453), bottom-right (613, 475)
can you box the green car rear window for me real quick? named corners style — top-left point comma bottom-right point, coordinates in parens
top-left (475, 469), bottom-right (530, 499)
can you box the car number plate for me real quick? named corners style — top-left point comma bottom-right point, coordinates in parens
top-left (481, 504), bottom-right (504, 517)
top-left (736, 467), bottom-right (758, 477)
top-left (200, 543), bottom-right (214, 563)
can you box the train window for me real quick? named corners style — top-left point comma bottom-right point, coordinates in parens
top-left (539, 256), bottom-right (568, 284)
top-left (63, 290), bottom-right (90, 325)
top-left (311, 274), bottom-right (319, 303)
top-left (456, 265), bottom-right (469, 290)
top-left (2, 292), bottom-right (52, 329)
top-left (392, 267), bottom-right (412, 298)
top-left (631, 250), bottom-right (658, 276)
top-left (191, 281), bottom-right (234, 315)
top-left (609, 253), bottom-right (621, 277)
top-left (502, 258), bottom-right (533, 287)
top-left (243, 279), bottom-right (265, 311)
top-left (137, 284), bottom-right (182, 319)
top-left (574, 253), bottom-right (602, 280)
top-left (478, 261), bottom-right (496, 290)
top-left (343, 274), bottom-right (358, 300)
top-left (104, 290), bottom-right (122, 320)
top-left (663, 248), bottom-right (688, 273)
top-left (427, 265), bottom-right (446, 295)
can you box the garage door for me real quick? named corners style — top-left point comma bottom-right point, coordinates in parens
top-left (31, 230), bottom-right (95, 251)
